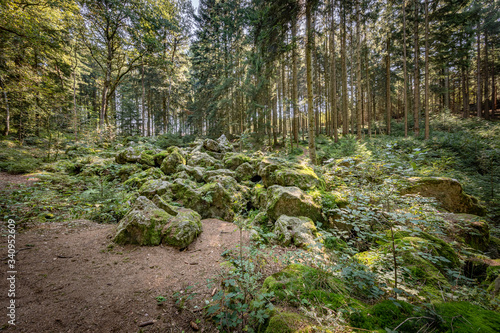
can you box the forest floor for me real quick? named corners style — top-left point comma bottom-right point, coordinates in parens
top-left (0, 174), bottom-right (264, 333)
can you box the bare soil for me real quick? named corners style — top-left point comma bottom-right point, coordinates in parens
top-left (0, 173), bottom-right (265, 333)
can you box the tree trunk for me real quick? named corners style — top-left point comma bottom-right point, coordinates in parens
top-left (330, 1), bottom-right (338, 142)
top-left (1, 78), bottom-right (9, 136)
top-left (292, 21), bottom-right (299, 146)
top-left (386, 35), bottom-right (391, 135)
top-left (413, 0), bottom-right (420, 136)
top-left (341, 3), bottom-right (348, 136)
top-left (476, 21), bottom-right (482, 118)
top-left (424, 0), bottom-right (429, 139)
top-left (356, 0), bottom-right (362, 140)
top-left (484, 32), bottom-right (489, 119)
top-left (403, 0), bottom-right (408, 137)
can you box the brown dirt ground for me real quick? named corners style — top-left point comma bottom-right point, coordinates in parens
top-left (0, 174), bottom-right (286, 333)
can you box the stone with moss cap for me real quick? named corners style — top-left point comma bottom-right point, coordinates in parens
top-left (265, 186), bottom-right (324, 223)
top-left (113, 196), bottom-right (173, 246)
top-left (258, 158), bottom-right (322, 191)
top-left (234, 162), bottom-right (256, 182)
top-left (223, 152), bottom-right (253, 170)
top-left (401, 177), bottom-right (486, 216)
top-left (187, 151), bottom-right (223, 169)
top-left (123, 167), bottom-right (165, 188)
top-left (138, 179), bottom-right (172, 199)
top-left (264, 311), bottom-right (313, 333)
top-left (160, 147), bottom-right (186, 175)
top-left (274, 215), bottom-right (318, 248)
top-left (162, 208), bottom-right (202, 248)
top-left (115, 146), bottom-right (156, 166)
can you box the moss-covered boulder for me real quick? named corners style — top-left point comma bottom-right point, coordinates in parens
top-left (401, 177), bottom-right (486, 216)
top-left (187, 152), bottom-right (224, 169)
top-left (223, 153), bottom-right (253, 170)
top-left (203, 138), bottom-right (220, 152)
top-left (274, 215), bottom-right (318, 248)
top-left (160, 147), bottom-right (186, 175)
top-left (448, 214), bottom-right (490, 251)
top-left (264, 186), bottom-right (324, 223)
top-left (138, 179), bottom-right (172, 199)
top-left (115, 146), bottom-right (156, 166)
top-left (264, 311), bottom-right (313, 333)
top-left (152, 194), bottom-right (179, 216)
top-left (430, 301), bottom-right (500, 333)
top-left (123, 168), bottom-right (165, 188)
top-left (113, 196), bottom-right (172, 245)
top-left (235, 162), bottom-right (256, 182)
top-left (204, 168), bottom-right (236, 181)
top-left (161, 208), bottom-right (202, 248)
top-left (170, 180), bottom-right (236, 221)
top-left (117, 164), bottom-right (141, 181)
top-left (257, 158), bottom-right (321, 191)
top-left (176, 164), bottom-right (205, 182)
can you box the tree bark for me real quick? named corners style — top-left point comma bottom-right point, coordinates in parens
top-left (356, 0), bottom-right (362, 140)
top-left (424, 0), bottom-right (429, 139)
top-left (292, 21), bottom-right (299, 146)
top-left (341, 3), bottom-right (348, 136)
top-left (476, 21), bottom-right (482, 118)
top-left (413, 0), bottom-right (420, 136)
top-left (386, 35), bottom-right (391, 135)
top-left (403, 0), bottom-right (408, 137)
top-left (306, 0), bottom-right (316, 165)
top-left (330, 1), bottom-right (338, 142)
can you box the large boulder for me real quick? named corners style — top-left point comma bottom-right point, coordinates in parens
top-left (264, 185), bottom-right (324, 223)
top-left (160, 147), bottom-right (186, 175)
top-left (274, 215), bottom-right (318, 248)
top-left (113, 196), bottom-right (173, 246)
top-left (123, 168), bottom-right (165, 188)
top-left (223, 153), bottom-right (253, 170)
top-left (170, 180), bottom-right (236, 221)
top-left (187, 152), bottom-right (223, 169)
top-left (176, 164), bottom-right (205, 182)
top-left (257, 158), bottom-right (321, 191)
top-left (162, 208), bottom-right (202, 248)
top-left (204, 169), bottom-right (236, 181)
top-left (138, 179), bottom-right (172, 199)
top-left (235, 162), bottom-right (256, 182)
top-left (115, 146), bottom-right (156, 166)
top-left (401, 177), bottom-right (486, 216)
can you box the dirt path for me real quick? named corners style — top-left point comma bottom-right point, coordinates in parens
top-left (1, 217), bottom-right (252, 332)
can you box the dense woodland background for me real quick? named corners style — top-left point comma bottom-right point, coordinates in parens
top-left (1, 0), bottom-right (499, 150)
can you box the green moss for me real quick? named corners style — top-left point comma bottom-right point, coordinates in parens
top-left (223, 153), bottom-right (252, 170)
top-left (262, 264), bottom-right (350, 310)
top-left (431, 301), bottom-right (500, 333)
top-left (160, 147), bottom-right (186, 174)
top-left (264, 312), bottom-right (312, 333)
top-left (350, 300), bottom-right (417, 332)
top-left (153, 151), bottom-right (169, 166)
top-left (388, 230), bottom-right (460, 269)
top-left (123, 168), bottom-right (164, 188)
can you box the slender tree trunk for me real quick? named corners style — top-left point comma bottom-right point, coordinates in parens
top-left (424, 0), bottom-right (429, 139)
top-left (292, 21), bottom-right (299, 146)
top-left (306, 0), bottom-right (317, 165)
top-left (445, 68), bottom-right (450, 111)
top-left (282, 58), bottom-right (288, 143)
top-left (413, 0), bottom-right (420, 136)
top-left (386, 35), bottom-right (391, 135)
top-left (476, 21), bottom-right (482, 118)
top-left (492, 44), bottom-right (496, 117)
top-left (484, 33), bottom-right (490, 119)
top-left (356, 0), bottom-right (362, 140)
top-left (273, 67), bottom-right (278, 146)
top-left (403, 0), bottom-right (408, 137)
top-left (341, 4), bottom-right (348, 136)
top-left (1, 78), bottom-right (9, 136)
top-left (330, 1), bottom-right (338, 142)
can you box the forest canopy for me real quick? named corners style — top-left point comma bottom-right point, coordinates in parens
top-left (1, 0), bottom-right (499, 146)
